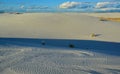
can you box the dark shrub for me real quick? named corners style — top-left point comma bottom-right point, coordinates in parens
top-left (41, 41), bottom-right (45, 45)
top-left (100, 18), bottom-right (108, 21)
top-left (69, 44), bottom-right (75, 48)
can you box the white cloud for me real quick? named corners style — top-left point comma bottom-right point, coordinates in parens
top-left (94, 8), bottom-right (120, 12)
top-left (20, 5), bottom-right (24, 9)
top-left (99, 8), bottom-right (120, 11)
top-left (59, 2), bottom-right (93, 9)
top-left (59, 1), bottom-right (80, 9)
top-left (95, 2), bottom-right (120, 8)
top-left (58, 1), bottom-right (120, 12)
top-left (94, 2), bottom-right (120, 12)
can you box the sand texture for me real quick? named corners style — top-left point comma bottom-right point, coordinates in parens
top-left (0, 13), bottom-right (120, 74)
top-left (0, 13), bottom-right (120, 42)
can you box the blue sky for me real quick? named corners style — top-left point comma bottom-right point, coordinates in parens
top-left (0, 0), bottom-right (116, 7)
top-left (0, 0), bottom-right (120, 12)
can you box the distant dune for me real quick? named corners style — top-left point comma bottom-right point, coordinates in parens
top-left (83, 13), bottom-right (120, 18)
top-left (83, 13), bottom-right (120, 22)
top-left (0, 13), bottom-right (120, 42)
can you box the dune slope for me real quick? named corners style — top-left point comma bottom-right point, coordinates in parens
top-left (0, 38), bottom-right (120, 74)
top-left (0, 13), bottom-right (120, 74)
top-left (0, 13), bottom-right (120, 42)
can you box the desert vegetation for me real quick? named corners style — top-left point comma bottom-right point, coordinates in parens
top-left (100, 17), bottom-right (120, 22)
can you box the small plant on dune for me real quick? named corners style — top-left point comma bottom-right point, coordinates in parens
top-left (90, 33), bottom-right (101, 38)
top-left (69, 44), bottom-right (75, 48)
top-left (41, 41), bottom-right (45, 45)
top-left (90, 33), bottom-right (96, 38)
top-left (100, 18), bottom-right (108, 21)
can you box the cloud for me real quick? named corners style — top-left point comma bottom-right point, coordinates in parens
top-left (94, 2), bottom-right (120, 12)
top-left (95, 8), bottom-right (120, 12)
top-left (95, 2), bottom-right (120, 8)
top-left (59, 1), bottom-right (93, 9)
top-left (59, 1), bottom-right (80, 9)
top-left (59, 1), bottom-right (120, 12)
top-left (99, 8), bottom-right (120, 11)
top-left (20, 5), bottom-right (24, 9)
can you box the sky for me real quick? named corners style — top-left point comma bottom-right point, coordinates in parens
top-left (0, 0), bottom-right (117, 6)
top-left (0, 0), bottom-right (120, 12)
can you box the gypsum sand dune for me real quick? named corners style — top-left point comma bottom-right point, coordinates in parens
top-left (0, 13), bottom-right (120, 42)
top-left (83, 13), bottom-right (120, 22)
top-left (0, 13), bottom-right (120, 74)
top-left (0, 38), bottom-right (120, 74)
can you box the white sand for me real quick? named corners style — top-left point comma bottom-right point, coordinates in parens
top-left (0, 13), bottom-right (120, 74)
top-left (0, 46), bottom-right (120, 74)
top-left (83, 13), bottom-right (120, 18)
top-left (0, 13), bottom-right (120, 42)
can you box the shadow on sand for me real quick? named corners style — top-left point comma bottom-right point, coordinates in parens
top-left (0, 38), bottom-right (120, 56)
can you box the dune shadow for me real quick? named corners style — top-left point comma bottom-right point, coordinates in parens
top-left (106, 68), bottom-right (120, 74)
top-left (0, 37), bottom-right (120, 56)
top-left (94, 34), bottom-right (102, 37)
top-left (82, 70), bottom-right (102, 74)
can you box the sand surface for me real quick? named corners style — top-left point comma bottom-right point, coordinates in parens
top-left (0, 13), bottom-right (120, 74)
top-left (0, 13), bottom-right (120, 42)
top-left (0, 45), bottom-right (119, 74)
top-left (83, 13), bottom-right (120, 18)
